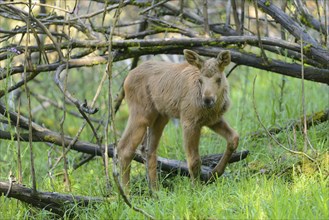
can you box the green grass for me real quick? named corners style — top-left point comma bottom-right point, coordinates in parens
top-left (0, 64), bottom-right (328, 219)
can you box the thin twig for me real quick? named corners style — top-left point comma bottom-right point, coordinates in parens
top-left (33, 1), bottom-right (74, 13)
top-left (252, 76), bottom-right (315, 162)
top-left (240, 0), bottom-right (245, 35)
top-left (104, 0), bottom-right (155, 219)
top-left (60, 13), bottom-right (72, 191)
top-left (231, 0), bottom-right (241, 35)
top-left (4, 4), bottom-right (65, 61)
top-left (73, 154), bottom-right (95, 170)
top-left (58, 59), bottom-right (71, 192)
top-left (226, 64), bottom-right (239, 78)
top-left (253, 0), bottom-right (268, 63)
top-left (30, 93), bottom-right (103, 124)
top-left (300, 36), bottom-right (315, 152)
top-left (140, 0), bottom-right (170, 14)
top-left (70, 0), bottom-right (131, 22)
top-left (325, 0), bottom-right (328, 45)
top-left (16, 96), bottom-right (22, 184)
top-left (225, 0), bottom-right (231, 27)
top-left (54, 64), bottom-right (98, 114)
top-left (300, 35), bottom-right (307, 152)
top-left (203, 0), bottom-right (210, 36)
top-left (24, 0), bottom-right (37, 194)
top-left (51, 63), bottom-right (104, 172)
top-left (144, 127), bottom-right (154, 197)
top-left (105, 0), bottom-right (119, 196)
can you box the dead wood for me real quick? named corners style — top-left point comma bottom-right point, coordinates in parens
top-left (257, 0), bottom-right (318, 46)
top-left (0, 181), bottom-right (102, 217)
top-left (250, 108), bottom-right (329, 138)
top-left (3, 37), bottom-right (328, 84)
top-left (158, 151), bottom-right (249, 181)
top-left (0, 99), bottom-right (248, 181)
top-left (0, 127), bottom-right (249, 181)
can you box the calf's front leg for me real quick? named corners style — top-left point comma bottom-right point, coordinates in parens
top-left (209, 118), bottom-right (239, 177)
top-left (182, 122), bottom-right (202, 181)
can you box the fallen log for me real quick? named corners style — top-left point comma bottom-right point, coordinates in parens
top-left (157, 150), bottom-right (249, 181)
top-left (0, 127), bottom-right (249, 181)
top-left (0, 181), bottom-right (102, 217)
top-left (0, 102), bottom-right (249, 181)
top-left (249, 108), bottom-right (329, 138)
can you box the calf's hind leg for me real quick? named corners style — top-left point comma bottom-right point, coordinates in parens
top-left (117, 114), bottom-right (149, 191)
top-left (146, 116), bottom-right (169, 190)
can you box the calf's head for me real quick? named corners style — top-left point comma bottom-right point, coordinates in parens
top-left (183, 49), bottom-right (231, 108)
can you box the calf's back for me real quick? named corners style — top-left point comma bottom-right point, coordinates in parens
top-left (124, 59), bottom-right (229, 126)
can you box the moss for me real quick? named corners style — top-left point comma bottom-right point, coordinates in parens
top-left (226, 45), bottom-right (239, 50)
top-left (299, 15), bottom-right (312, 27)
top-left (265, 0), bottom-right (271, 7)
top-left (151, 26), bottom-right (180, 33)
top-left (206, 41), bottom-right (220, 47)
top-left (303, 44), bottom-right (312, 54)
top-left (212, 33), bottom-right (222, 39)
top-left (44, 135), bottom-right (56, 143)
top-left (300, 153), bottom-right (329, 176)
top-left (132, 0), bottom-right (151, 7)
top-left (308, 110), bottom-right (327, 122)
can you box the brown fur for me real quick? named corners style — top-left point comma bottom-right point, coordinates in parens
top-left (117, 50), bottom-right (239, 192)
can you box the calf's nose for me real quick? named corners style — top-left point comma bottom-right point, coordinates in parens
top-left (202, 96), bottom-right (215, 108)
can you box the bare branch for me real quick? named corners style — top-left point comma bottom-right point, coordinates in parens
top-left (231, 0), bottom-right (241, 35)
top-left (257, 0), bottom-right (319, 46)
top-left (294, 0), bottom-right (327, 35)
top-left (54, 64), bottom-right (99, 115)
top-left (203, 0), bottom-right (210, 36)
top-left (0, 181), bottom-right (102, 217)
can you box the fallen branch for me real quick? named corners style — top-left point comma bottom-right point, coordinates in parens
top-left (257, 0), bottom-right (328, 67)
top-left (250, 108), bottom-right (329, 138)
top-left (3, 44), bottom-right (328, 84)
top-left (0, 181), bottom-right (102, 217)
top-left (0, 102), bottom-right (248, 181)
top-left (2, 36), bottom-right (321, 62)
top-left (0, 127), bottom-right (249, 181)
top-left (158, 151), bottom-right (249, 181)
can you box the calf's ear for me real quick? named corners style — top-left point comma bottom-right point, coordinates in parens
top-left (217, 50), bottom-right (231, 69)
top-left (183, 49), bottom-right (204, 69)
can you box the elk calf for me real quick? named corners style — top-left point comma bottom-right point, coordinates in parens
top-left (117, 49), bottom-right (239, 191)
